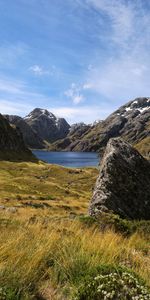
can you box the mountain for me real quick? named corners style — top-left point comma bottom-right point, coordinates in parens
top-left (49, 122), bottom-right (91, 151)
top-left (4, 115), bottom-right (45, 149)
top-left (24, 108), bottom-right (70, 143)
top-left (50, 97), bottom-right (150, 158)
top-left (0, 114), bottom-right (36, 161)
top-left (89, 138), bottom-right (150, 220)
top-left (4, 108), bottom-right (70, 149)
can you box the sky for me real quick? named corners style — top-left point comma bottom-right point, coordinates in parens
top-left (0, 0), bottom-right (150, 124)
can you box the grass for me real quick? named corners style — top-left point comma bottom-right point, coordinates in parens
top-left (0, 161), bottom-right (149, 299)
top-left (134, 136), bottom-right (150, 160)
top-left (0, 160), bottom-right (98, 218)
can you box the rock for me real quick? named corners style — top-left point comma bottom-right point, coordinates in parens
top-left (0, 205), bottom-right (5, 210)
top-left (89, 138), bottom-right (150, 220)
top-left (6, 207), bottom-right (18, 213)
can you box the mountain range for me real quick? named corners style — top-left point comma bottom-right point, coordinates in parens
top-left (4, 108), bottom-right (70, 149)
top-left (49, 97), bottom-right (150, 158)
top-left (3, 97), bottom-right (150, 159)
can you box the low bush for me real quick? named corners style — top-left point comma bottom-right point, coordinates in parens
top-left (79, 213), bottom-right (150, 237)
top-left (75, 265), bottom-right (150, 300)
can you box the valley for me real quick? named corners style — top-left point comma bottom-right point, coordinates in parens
top-left (1, 1), bottom-right (150, 299)
top-left (0, 160), bottom-right (150, 299)
top-left (4, 97), bottom-right (150, 160)
top-left (0, 98), bottom-right (150, 299)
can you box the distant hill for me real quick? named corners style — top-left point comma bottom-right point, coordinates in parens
top-left (50, 97), bottom-right (150, 158)
top-left (0, 114), bottom-right (36, 161)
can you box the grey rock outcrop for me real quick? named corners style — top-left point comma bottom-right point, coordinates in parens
top-left (89, 138), bottom-right (150, 220)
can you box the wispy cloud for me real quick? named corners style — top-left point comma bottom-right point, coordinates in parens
top-left (0, 78), bottom-right (25, 94)
top-left (64, 83), bottom-right (84, 104)
top-left (0, 75), bottom-right (56, 111)
top-left (0, 0), bottom-right (150, 123)
top-left (84, 55), bottom-right (150, 102)
top-left (86, 0), bottom-right (136, 48)
top-left (80, 0), bottom-right (150, 103)
top-left (50, 105), bottom-right (112, 124)
top-left (0, 43), bottom-right (28, 67)
top-left (29, 65), bottom-right (50, 76)
top-left (0, 100), bottom-right (33, 115)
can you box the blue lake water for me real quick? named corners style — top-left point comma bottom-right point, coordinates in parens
top-left (33, 151), bottom-right (99, 168)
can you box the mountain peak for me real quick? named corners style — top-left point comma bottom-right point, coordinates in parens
top-left (24, 108), bottom-right (56, 120)
top-left (24, 108), bottom-right (70, 143)
top-left (116, 97), bottom-right (150, 117)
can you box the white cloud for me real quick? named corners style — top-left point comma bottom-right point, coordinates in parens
top-left (0, 77), bottom-right (27, 94)
top-left (64, 83), bottom-right (84, 104)
top-left (83, 83), bottom-right (93, 90)
top-left (85, 55), bottom-right (150, 102)
top-left (80, 0), bottom-right (150, 103)
top-left (86, 0), bottom-right (137, 48)
top-left (29, 64), bottom-right (60, 77)
top-left (0, 100), bottom-right (33, 115)
top-left (29, 64), bottom-right (50, 76)
top-left (0, 75), bottom-right (56, 111)
top-left (73, 95), bottom-right (84, 104)
top-left (50, 106), bottom-right (112, 124)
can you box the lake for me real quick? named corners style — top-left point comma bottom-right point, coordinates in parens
top-left (33, 151), bottom-right (99, 168)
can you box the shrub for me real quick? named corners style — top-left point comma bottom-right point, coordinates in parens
top-left (75, 265), bottom-right (150, 300)
top-left (80, 212), bottom-right (150, 237)
top-left (79, 215), bottom-right (97, 227)
top-left (0, 287), bottom-right (20, 300)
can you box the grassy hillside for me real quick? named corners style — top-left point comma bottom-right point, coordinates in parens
top-left (0, 161), bottom-right (150, 299)
top-left (134, 136), bottom-right (150, 160)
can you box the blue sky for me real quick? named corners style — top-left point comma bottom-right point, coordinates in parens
top-left (0, 0), bottom-right (150, 124)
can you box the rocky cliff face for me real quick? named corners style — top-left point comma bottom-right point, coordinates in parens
top-left (24, 108), bottom-right (70, 143)
top-left (49, 122), bottom-right (91, 151)
top-left (51, 98), bottom-right (150, 157)
top-left (89, 138), bottom-right (150, 220)
top-left (4, 115), bottom-right (45, 149)
top-left (0, 114), bottom-right (36, 161)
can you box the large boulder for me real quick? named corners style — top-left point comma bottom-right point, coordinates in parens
top-left (89, 138), bottom-right (150, 220)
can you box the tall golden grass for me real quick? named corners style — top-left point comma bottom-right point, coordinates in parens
top-left (0, 218), bottom-right (149, 299)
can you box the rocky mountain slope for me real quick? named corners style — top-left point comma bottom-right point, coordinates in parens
top-left (25, 108), bottom-right (70, 143)
top-left (89, 138), bottom-right (150, 220)
top-left (49, 122), bottom-right (91, 151)
top-left (50, 97), bottom-right (150, 158)
top-left (4, 108), bottom-right (70, 149)
top-left (0, 114), bottom-right (36, 161)
top-left (4, 115), bottom-right (45, 149)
